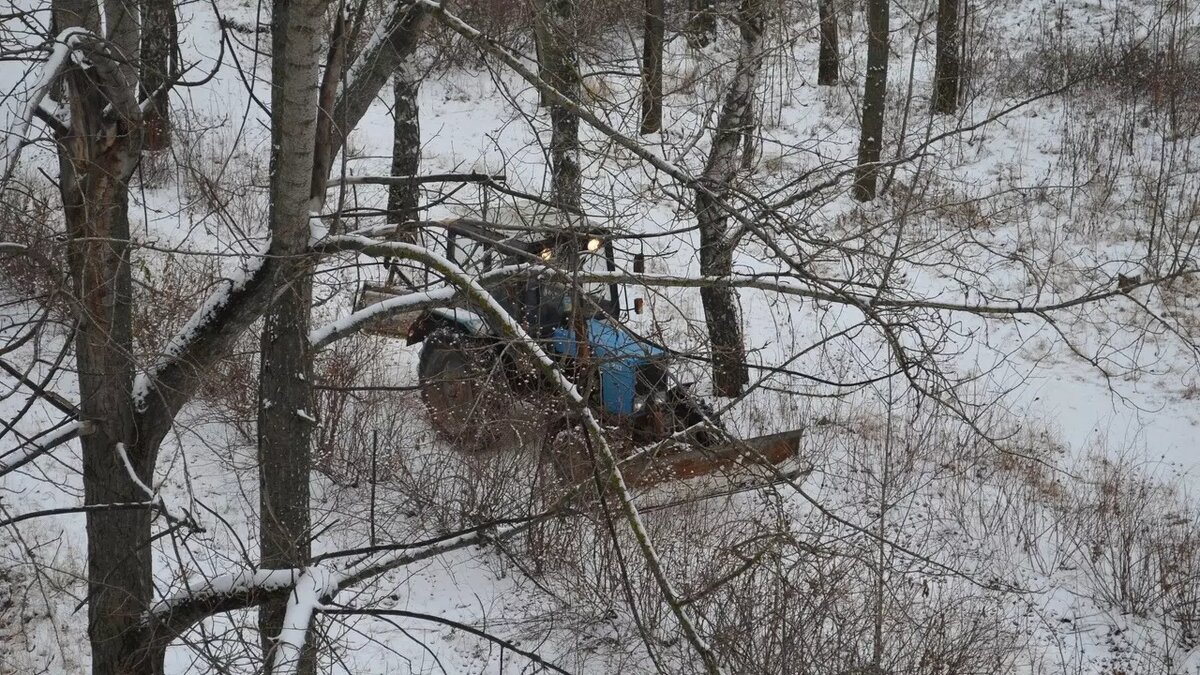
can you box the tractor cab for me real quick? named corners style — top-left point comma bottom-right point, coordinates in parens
top-left (402, 218), bottom-right (625, 345)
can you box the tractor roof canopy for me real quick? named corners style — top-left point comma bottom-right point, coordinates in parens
top-left (440, 217), bottom-right (613, 261)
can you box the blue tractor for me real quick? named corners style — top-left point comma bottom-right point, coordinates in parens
top-left (358, 218), bottom-right (802, 486)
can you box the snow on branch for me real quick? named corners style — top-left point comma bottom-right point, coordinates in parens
top-left (268, 566), bottom-right (338, 673)
top-left (324, 233), bottom-right (1189, 318)
top-left (133, 242), bottom-right (269, 413)
top-left (327, 171), bottom-right (504, 188)
top-left (0, 420), bottom-right (89, 477)
top-left (308, 286), bottom-right (455, 348)
top-left (115, 443), bottom-right (199, 529)
top-left (307, 259), bottom-right (530, 349)
top-left (149, 569), bottom-right (303, 618)
top-left (2, 27), bottom-right (93, 185)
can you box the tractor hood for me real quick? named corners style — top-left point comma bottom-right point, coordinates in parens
top-left (552, 319), bottom-right (665, 416)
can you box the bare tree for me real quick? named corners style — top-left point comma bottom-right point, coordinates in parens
top-left (43, 6), bottom-right (147, 673)
top-left (695, 0), bottom-right (764, 396)
top-left (933, 0), bottom-right (961, 114)
top-left (388, 63), bottom-right (422, 229)
top-left (256, 0), bottom-right (330, 670)
top-left (640, 0), bottom-right (664, 134)
top-left (140, 0), bottom-right (177, 150)
top-left (0, 0), bottom-right (432, 671)
top-left (260, 0), bottom-right (431, 669)
top-left (853, 0), bottom-right (890, 201)
top-left (818, 0), bottom-right (839, 85)
top-left (534, 0), bottom-right (581, 209)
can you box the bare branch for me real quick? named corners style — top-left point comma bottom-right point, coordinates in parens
top-left (321, 607), bottom-right (575, 674)
top-left (0, 420), bottom-right (91, 477)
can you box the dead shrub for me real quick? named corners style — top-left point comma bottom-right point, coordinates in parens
top-left (0, 178), bottom-right (69, 316)
top-left (195, 333), bottom-right (261, 441)
top-left (425, 0), bottom-right (643, 70)
top-left (700, 537), bottom-right (1021, 674)
top-left (996, 30), bottom-right (1200, 126)
top-left (174, 119), bottom-right (269, 230)
top-left (311, 336), bottom-right (426, 485)
top-left (127, 251), bottom-right (264, 438)
top-left (132, 254), bottom-right (221, 359)
top-left (1063, 453), bottom-right (1200, 642)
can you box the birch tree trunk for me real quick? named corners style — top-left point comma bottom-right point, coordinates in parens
top-left (388, 62), bottom-right (421, 231)
top-left (640, 0), bottom-right (664, 134)
top-left (534, 0), bottom-right (581, 210)
top-left (853, 0), bottom-right (889, 201)
top-left (696, 0), bottom-right (763, 397)
top-left (258, 0), bottom-right (327, 671)
top-left (933, 0), bottom-right (960, 114)
top-left (817, 0), bottom-right (839, 85)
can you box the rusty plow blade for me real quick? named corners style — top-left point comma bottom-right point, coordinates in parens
top-left (620, 428), bottom-right (809, 489)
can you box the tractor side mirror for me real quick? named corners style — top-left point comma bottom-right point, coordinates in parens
top-left (634, 297), bottom-right (644, 315)
top-left (633, 253), bottom-right (645, 274)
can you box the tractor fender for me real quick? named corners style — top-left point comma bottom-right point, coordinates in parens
top-left (405, 307), bottom-right (489, 345)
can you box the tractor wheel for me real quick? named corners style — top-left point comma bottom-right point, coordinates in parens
top-left (418, 329), bottom-right (509, 453)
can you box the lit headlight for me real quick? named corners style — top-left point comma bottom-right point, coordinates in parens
top-left (632, 390), bottom-right (665, 413)
top-left (540, 247), bottom-right (554, 261)
top-left (586, 237), bottom-right (602, 252)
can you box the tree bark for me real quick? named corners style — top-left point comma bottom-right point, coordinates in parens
top-left (48, 6), bottom-right (149, 670)
top-left (685, 0), bottom-right (716, 49)
top-left (258, 0), bottom-right (327, 671)
top-left (853, 0), bottom-right (889, 201)
top-left (140, 0), bottom-right (177, 150)
top-left (26, 2), bottom-right (432, 672)
top-left (695, 0), bottom-right (762, 397)
top-left (103, 0), bottom-right (140, 87)
top-left (388, 63), bottom-right (421, 231)
top-left (534, 0), bottom-right (581, 210)
top-left (933, 0), bottom-right (960, 114)
top-left (817, 0), bottom-right (839, 85)
top-left (318, 0), bottom-right (430, 188)
top-left (696, 194), bottom-right (749, 397)
top-left (640, 0), bottom-right (664, 134)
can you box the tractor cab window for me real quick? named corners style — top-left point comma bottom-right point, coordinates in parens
top-left (447, 232), bottom-right (495, 278)
top-left (539, 246), bottom-right (616, 320)
top-left (576, 247), bottom-right (616, 316)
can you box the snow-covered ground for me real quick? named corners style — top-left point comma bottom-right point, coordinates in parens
top-left (3, 0), bottom-right (1200, 671)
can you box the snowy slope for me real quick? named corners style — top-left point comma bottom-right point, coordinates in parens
top-left (3, 0), bottom-right (1200, 672)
